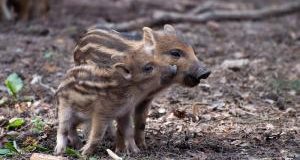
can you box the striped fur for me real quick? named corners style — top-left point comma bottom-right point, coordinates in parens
top-left (64, 25), bottom-right (210, 155)
top-left (56, 65), bottom-right (117, 96)
top-left (55, 48), bottom-right (177, 155)
top-left (74, 28), bottom-right (143, 66)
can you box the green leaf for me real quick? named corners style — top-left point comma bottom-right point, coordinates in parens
top-left (89, 157), bottom-right (98, 160)
top-left (23, 145), bottom-right (36, 152)
top-left (7, 118), bottom-right (25, 130)
top-left (0, 149), bottom-right (10, 155)
top-left (35, 145), bottom-right (49, 152)
top-left (272, 79), bottom-right (300, 92)
top-left (43, 51), bottom-right (53, 59)
top-left (65, 147), bottom-right (81, 158)
top-left (13, 141), bottom-right (22, 153)
top-left (31, 117), bottom-right (45, 133)
top-left (5, 73), bottom-right (23, 97)
top-left (4, 142), bottom-right (18, 153)
top-left (290, 80), bottom-right (300, 91)
top-left (24, 144), bottom-right (49, 153)
top-left (0, 142), bottom-right (19, 157)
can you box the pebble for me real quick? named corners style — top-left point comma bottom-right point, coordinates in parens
top-left (221, 59), bottom-right (249, 71)
top-left (30, 153), bottom-right (68, 160)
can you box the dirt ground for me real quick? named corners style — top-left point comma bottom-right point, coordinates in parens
top-left (0, 0), bottom-right (299, 159)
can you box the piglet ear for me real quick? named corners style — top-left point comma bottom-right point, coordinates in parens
top-left (113, 63), bottom-right (132, 80)
top-left (143, 27), bottom-right (155, 54)
top-left (164, 24), bottom-right (176, 35)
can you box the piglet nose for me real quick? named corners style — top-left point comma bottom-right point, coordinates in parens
top-left (196, 68), bottom-right (211, 80)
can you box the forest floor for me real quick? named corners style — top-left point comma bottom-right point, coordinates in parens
top-left (0, 0), bottom-right (299, 159)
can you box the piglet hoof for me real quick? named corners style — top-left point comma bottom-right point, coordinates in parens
top-left (128, 142), bottom-right (140, 154)
top-left (115, 145), bottom-right (126, 154)
top-left (114, 147), bottom-right (121, 154)
top-left (70, 141), bottom-right (82, 150)
top-left (69, 138), bottom-right (81, 149)
top-left (80, 144), bottom-right (94, 156)
top-left (54, 145), bottom-right (66, 156)
top-left (135, 137), bottom-right (147, 149)
top-left (131, 146), bottom-right (140, 154)
top-left (115, 142), bottom-right (126, 153)
top-left (115, 145), bottom-right (140, 155)
top-left (136, 141), bottom-right (147, 149)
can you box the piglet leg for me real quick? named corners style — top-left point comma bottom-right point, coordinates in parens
top-left (115, 112), bottom-right (140, 154)
top-left (55, 104), bottom-right (74, 155)
top-left (134, 98), bottom-right (152, 148)
top-left (80, 114), bottom-right (108, 156)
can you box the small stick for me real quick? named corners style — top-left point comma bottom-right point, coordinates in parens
top-left (106, 149), bottom-right (123, 160)
top-left (97, 1), bottom-right (300, 31)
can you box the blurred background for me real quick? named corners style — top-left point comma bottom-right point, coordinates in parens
top-left (0, 0), bottom-right (299, 159)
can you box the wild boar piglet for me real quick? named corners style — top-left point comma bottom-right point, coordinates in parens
top-left (54, 52), bottom-right (177, 155)
top-left (73, 25), bottom-right (211, 148)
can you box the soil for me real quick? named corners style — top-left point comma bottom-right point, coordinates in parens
top-left (0, 0), bottom-right (299, 159)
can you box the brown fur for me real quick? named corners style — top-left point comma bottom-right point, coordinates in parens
top-left (55, 51), bottom-right (176, 155)
top-left (0, 0), bottom-right (49, 21)
top-left (73, 25), bottom-right (211, 150)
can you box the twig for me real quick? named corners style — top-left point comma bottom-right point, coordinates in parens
top-left (13, 140), bottom-right (23, 153)
top-left (39, 82), bottom-right (56, 94)
top-left (189, 1), bottom-right (238, 15)
top-left (103, 1), bottom-right (300, 31)
top-left (93, 18), bottom-right (153, 32)
top-left (189, 1), bottom-right (215, 14)
top-left (31, 74), bottom-right (56, 94)
top-left (192, 102), bottom-right (210, 106)
top-left (106, 149), bottom-right (123, 160)
top-left (152, 1), bottom-right (300, 23)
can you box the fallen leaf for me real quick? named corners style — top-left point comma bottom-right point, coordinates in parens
top-left (42, 63), bottom-right (59, 73)
top-left (173, 109), bottom-right (186, 119)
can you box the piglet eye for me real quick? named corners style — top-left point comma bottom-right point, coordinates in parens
top-left (143, 63), bottom-right (154, 73)
top-left (169, 49), bottom-right (183, 58)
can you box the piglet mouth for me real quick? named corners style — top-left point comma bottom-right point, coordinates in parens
top-left (183, 74), bottom-right (201, 87)
top-left (183, 68), bottom-right (211, 87)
